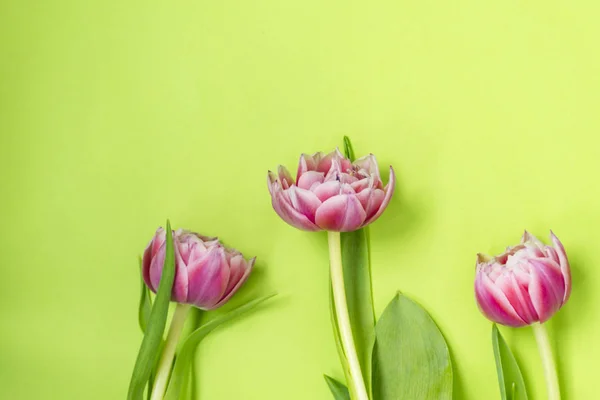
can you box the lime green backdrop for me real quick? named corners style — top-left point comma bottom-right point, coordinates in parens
top-left (1, 1), bottom-right (598, 399)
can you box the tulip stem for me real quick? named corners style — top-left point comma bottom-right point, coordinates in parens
top-left (150, 303), bottom-right (191, 400)
top-left (327, 231), bottom-right (369, 400)
top-left (532, 323), bottom-right (560, 400)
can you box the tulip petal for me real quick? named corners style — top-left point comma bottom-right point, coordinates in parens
top-left (315, 194), bottom-right (367, 232)
top-left (142, 242), bottom-right (154, 291)
top-left (272, 188), bottom-right (321, 231)
top-left (497, 272), bottom-right (539, 324)
top-left (550, 231), bottom-right (571, 303)
top-left (148, 240), bottom-right (189, 303)
top-left (528, 259), bottom-right (565, 323)
top-left (278, 165), bottom-right (294, 189)
top-left (172, 244), bottom-right (190, 303)
top-left (521, 230), bottom-right (544, 250)
top-left (211, 257), bottom-right (255, 309)
top-left (475, 272), bottom-right (527, 327)
top-left (187, 246), bottom-right (230, 309)
top-left (287, 186), bottom-right (322, 223)
top-left (297, 170), bottom-right (324, 190)
top-left (312, 180), bottom-right (341, 202)
top-left (297, 152), bottom-right (322, 179)
top-left (353, 154), bottom-right (381, 178)
top-left (363, 166), bottom-right (396, 225)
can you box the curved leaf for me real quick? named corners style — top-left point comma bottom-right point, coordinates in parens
top-left (128, 220), bottom-right (176, 400)
top-left (372, 293), bottom-right (453, 400)
top-left (324, 375), bottom-right (351, 400)
top-left (492, 324), bottom-right (528, 400)
top-left (164, 294), bottom-right (276, 400)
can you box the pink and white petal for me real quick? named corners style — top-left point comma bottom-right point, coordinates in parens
top-left (497, 273), bottom-right (539, 324)
top-left (475, 272), bottom-right (527, 327)
top-left (359, 188), bottom-right (385, 221)
top-left (278, 165), bottom-right (295, 188)
top-left (287, 186), bottom-right (322, 223)
top-left (316, 151), bottom-right (335, 174)
top-left (363, 166), bottom-right (396, 225)
top-left (148, 242), bottom-right (189, 303)
top-left (521, 230), bottom-right (545, 250)
top-left (267, 171), bottom-right (280, 196)
top-left (297, 170), bottom-right (325, 190)
top-left (187, 246), bottom-right (230, 309)
top-left (353, 154), bottom-right (380, 177)
top-left (224, 255), bottom-right (247, 295)
top-left (211, 257), bottom-right (255, 310)
top-left (528, 259), bottom-right (566, 323)
top-left (297, 153), bottom-right (321, 180)
top-left (350, 177), bottom-right (372, 193)
top-left (315, 194), bottom-right (367, 232)
top-left (272, 189), bottom-right (320, 231)
top-left (142, 242), bottom-right (154, 291)
top-left (312, 180), bottom-right (342, 202)
top-left (550, 231), bottom-right (571, 303)
top-left (172, 244), bottom-right (190, 303)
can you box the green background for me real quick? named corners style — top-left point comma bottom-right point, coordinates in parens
top-left (1, 1), bottom-right (598, 399)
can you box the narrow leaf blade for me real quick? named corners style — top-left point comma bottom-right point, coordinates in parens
top-left (372, 293), bottom-right (453, 400)
top-left (164, 294), bottom-right (277, 400)
top-left (492, 324), bottom-right (528, 400)
top-left (128, 220), bottom-right (177, 400)
top-left (324, 375), bottom-right (351, 400)
top-left (340, 228), bottom-right (376, 392)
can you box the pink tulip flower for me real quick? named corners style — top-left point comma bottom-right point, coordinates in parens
top-left (475, 231), bottom-right (571, 327)
top-left (267, 149), bottom-right (395, 232)
top-left (142, 228), bottom-right (254, 310)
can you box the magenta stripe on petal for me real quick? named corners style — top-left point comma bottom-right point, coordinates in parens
top-left (272, 189), bottom-right (320, 231)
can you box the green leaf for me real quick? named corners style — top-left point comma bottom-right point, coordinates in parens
top-left (333, 135), bottom-right (376, 393)
top-left (164, 294), bottom-right (277, 400)
top-left (339, 228), bottom-right (376, 392)
top-left (492, 324), bottom-right (528, 400)
top-left (343, 135), bottom-right (356, 161)
top-left (324, 375), bottom-right (351, 400)
top-left (372, 293), bottom-right (453, 400)
top-left (128, 220), bottom-right (177, 400)
top-left (138, 255), bottom-right (153, 333)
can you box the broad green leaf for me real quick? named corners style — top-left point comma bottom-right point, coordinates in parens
top-left (492, 324), bottom-right (528, 400)
top-left (324, 375), bottom-right (351, 400)
top-left (164, 294), bottom-right (277, 400)
top-left (372, 293), bottom-right (453, 400)
top-left (128, 220), bottom-right (177, 400)
top-left (138, 255), bottom-right (153, 333)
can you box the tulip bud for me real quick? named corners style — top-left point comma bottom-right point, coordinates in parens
top-left (142, 228), bottom-right (254, 310)
top-left (475, 231), bottom-right (571, 327)
top-left (267, 148), bottom-right (395, 232)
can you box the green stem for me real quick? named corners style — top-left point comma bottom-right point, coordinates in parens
top-left (150, 303), bottom-right (191, 400)
top-left (328, 231), bottom-right (369, 400)
top-left (532, 323), bottom-right (560, 400)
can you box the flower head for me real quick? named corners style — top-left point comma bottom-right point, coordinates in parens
top-left (267, 148), bottom-right (395, 232)
top-left (475, 231), bottom-right (571, 327)
top-left (142, 228), bottom-right (254, 310)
